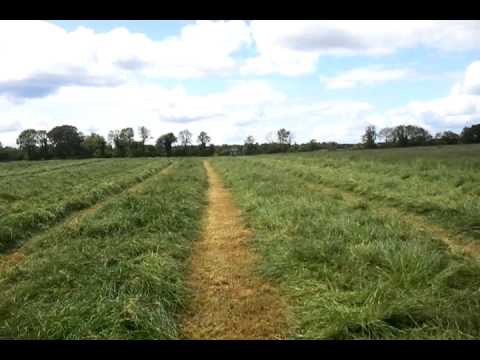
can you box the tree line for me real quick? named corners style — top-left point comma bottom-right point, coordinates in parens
top-left (1, 122), bottom-right (479, 161)
top-left (360, 123), bottom-right (480, 149)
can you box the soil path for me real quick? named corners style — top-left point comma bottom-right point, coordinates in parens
top-left (179, 161), bottom-right (291, 339)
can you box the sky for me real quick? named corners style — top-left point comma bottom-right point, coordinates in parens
top-left (1, 20), bottom-right (480, 147)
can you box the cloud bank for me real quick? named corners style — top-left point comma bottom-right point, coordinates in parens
top-left (0, 20), bottom-right (479, 147)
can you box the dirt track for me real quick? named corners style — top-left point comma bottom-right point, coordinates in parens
top-left (179, 161), bottom-right (291, 339)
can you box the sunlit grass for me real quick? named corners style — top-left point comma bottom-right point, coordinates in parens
top-left (211, 146), bottom-right (480, 339)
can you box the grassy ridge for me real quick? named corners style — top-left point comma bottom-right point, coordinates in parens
top-left (0, 159), bottom-right (171, 252)
top-left (0, 159), bottom-right (208, 339)
top-left (212, 157), bottom-right (480, 339)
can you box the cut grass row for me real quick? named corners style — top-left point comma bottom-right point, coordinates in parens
top-left (0, 159), bottom-right (172, 252)
top-left (0, 158), bottom-right (105, 178)
top-left (0, 159), bottom-right (208, 339)
top-left (211, 157), bottom-right (480, 339)
top-left (259, 148), bottom-right (480, 240)
top-left (0, 158), bottom-right (162, 212)
top-left (0, 159), bottom-right (89, 175)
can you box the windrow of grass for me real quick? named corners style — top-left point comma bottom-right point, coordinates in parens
top-left (0, 159), bottom-right (93, 176)
top-left (260, 146), bottom-right (480, 240)
top-left (211, 157), bottom-right (480, 339)
top-left (0, 159), bottom-right (172, 252)
top-left (0, 158), bottom-right (105, 178)
top-left (0, 159), bottom-right (208, 339)
top-left (0, 158), bottom-right (161, 214)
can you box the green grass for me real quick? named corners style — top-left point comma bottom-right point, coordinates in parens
top-left (0, 158), bottom-right (171, 252)
top-left (211, 150), bottom-right (480, 339)
top-left (254, 144), bottom-right (480, 240)
top-left (0, 159), bottom-right (208, 339)
top-left (0, 158), bottom-right (106, 178)
top-left (1, 145), bottom-right (478, 339)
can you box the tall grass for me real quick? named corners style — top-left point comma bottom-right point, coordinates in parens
top-left (0, 158), bottom-right (106, 178)
top-left (257, 144), bottom-right (480, 240)
top-left (0, 159), bottom-right (171, 252)
top-left (0, 159), bottom-right (208, 339)
top-left (212, 156), bottom-right (480, 339)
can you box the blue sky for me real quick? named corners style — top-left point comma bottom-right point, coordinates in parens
top-left (1, 20), bottom-right (479, 146)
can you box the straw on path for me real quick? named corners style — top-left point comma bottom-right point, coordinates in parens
top-left (180, 161), bottom-right (291, 339)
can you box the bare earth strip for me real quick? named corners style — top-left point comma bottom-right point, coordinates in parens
top-left (0, 164), bottom-right (175, 272)
top-left (179, 161), bottom-right (291, 340)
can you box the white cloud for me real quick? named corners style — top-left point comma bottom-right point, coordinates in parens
top-left (300, 60), bottom-right (480, 141)
top-left (0, 77), bottom-right (378, 146)
top-left (321, 66), bottom-right (414, 89)
top-left (242, 20), bottom-right (480, 76)
top-left (1, 21), bottom-right (479, 148)
top-left (0, 80), bottom-right (286, 147)
top-left (367, 60), bottom-right (480, 135)
top-left (386, 94), bottom-right (480, 129)
top-left (4, 62), bottom-right (477, 147)
top-left (0, 120), bottom-right (22, 133)
top-left (0, 20), bottom-right (252, 101)
top-left (232, 99), bottom-right (376, 144)
top-left (452, 61), bottom-right (480, 95)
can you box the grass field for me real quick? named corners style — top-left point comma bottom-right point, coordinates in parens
top-left (0, 144), bottom-right (479, 339)
top-left (211, 144), bottom-right (480, 339)
top-left (0, 159), bottom-right (208, 339)
top-left (0, 158), bottom-right (171, 251)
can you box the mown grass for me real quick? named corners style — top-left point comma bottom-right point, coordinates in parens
top-left (0, 159), bottom-right (171, 252)
top-left (259, 144), bottom-right (480, 240)
top-left (0, 158), bottom-right (105, 178)
top-left (0, 159), bottom-right (208, 339)
top-left (212, 155), bottom-right (480, 339)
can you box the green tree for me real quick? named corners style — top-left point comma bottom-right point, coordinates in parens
top-left (16, 129), bottom-right (38, 160)
top-left (109, 128), bottom-right (135, 157)
top-left (197, 131), bottom-right (211, 149)
top-left (277, 128), bottom-right (292, 145)
top-left (461, 124), bottom-right (480, 143)
top-left (406, 125), bottom-right (432, 146)
top-left (435, 131), bottom-right (460, 145)
top-left (120, 128), bottom-right (134, 145)
top-left (108, 130), bottom-right (121, 156)
top-left (84, 133), bottom-right (107, 157)
top-left (309, 139), bottom-right (318, 151)
top-left (362, 125), bottom-right (377, 149)
top-left (156, 133), bottom-right (177, 157)
top-left (138, 126), bottom-right (151, 154)
top-left (35, 130), bottom-right (49, 158)
top-left (378, 127), bottom-right (394, 145)
top-left (277, 128), bottom-right (293, 152)
top-left (245, 135), bottom-right (255, 145)
top-left (244, 135), bottom-right (257, 155)
top-left (385, 125), bottom-right (432, 147)
top-left (121, 128), bottom-right (135, 157)
top-left (178, 129), bottom-right (192, 149)
top-left (47, 125), bottom-right (83, 158)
